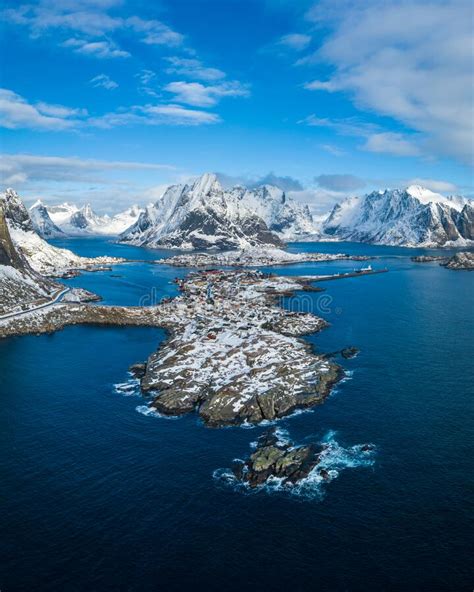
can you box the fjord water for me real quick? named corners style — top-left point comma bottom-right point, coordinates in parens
top-left (1, 238), bottom-right (473, 591)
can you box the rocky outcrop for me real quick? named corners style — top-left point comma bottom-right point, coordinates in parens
top-left (442, 251), bottom-right (474, 270)
top-left (232, 429), bottom-right (323, 488)
top-left (230, 428), bottom-right (376, 489)
top-left (411, 251), bottom-right (474, 270)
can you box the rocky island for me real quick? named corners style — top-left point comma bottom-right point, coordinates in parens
top-left (411, 251), bottom-right (474, 270)
top-left (157, 246), bottom-right (371, 268)
top-left (216, 427), bottom-right (376, 492)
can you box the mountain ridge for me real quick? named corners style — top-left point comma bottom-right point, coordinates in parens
top-left (120, 172), bottom-right (316, 250)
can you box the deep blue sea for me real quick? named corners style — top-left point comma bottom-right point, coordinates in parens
top-left (1, 238), bottom-right (473, 591)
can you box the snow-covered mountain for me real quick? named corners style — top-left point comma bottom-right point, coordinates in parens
top-left (47, 202), bottom-right (143, 236)
top-left (1, 189), bottom-right (121, 276)
top-left (0, 196), bottom-right (60, 314)
top-left (322, 185), bottom-right (474, 247)
top-left (29, 200), bottom-right (65, 238)
top-left (120, 173), bottom-right (316, 250)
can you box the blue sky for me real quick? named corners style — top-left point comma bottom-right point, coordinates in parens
top-left (0, 0), bottom-right (473, 213)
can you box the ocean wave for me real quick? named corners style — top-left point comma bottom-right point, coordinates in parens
top-left (213, 430), bottom-right (376, 501)
top-left (135, 404), bottom-right (181, 420)
top-left (113, 378), bottom-right (140, 396)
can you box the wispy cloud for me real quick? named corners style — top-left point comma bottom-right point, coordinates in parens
top-left (164, 81), bottom-right (250, 108)
top-left (164, 57), bottom-right (226, 82)
top-left (0, 88), bottom-right (86, 130)
top-left (2, 0), bottom-right (184, 57)
top-left (362, 133), bottom-right (420, 157)
top-left (0, 88), bottom-right (222, 131)
top-left (300, 114), bottom-right (420, 157)
top-left (0, 153), bottom-right (175, 186)
top-left (403, 178), bottom-right (458, 193)
top-left (278, 33), bottom-right (311, 51)
top-left (62, 38), bottom-right (130, 58)
top-left (90, 74), bottom-right (118, 90)
top-left (217, 172), bottom-right (303, 192)
top-left (301, 0), bottom-right (474, 164)
top-left (91, 104), bottom-right (221, 127)
top-left (315, 174), bottom-right (367, 191)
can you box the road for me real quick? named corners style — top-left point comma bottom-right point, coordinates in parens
top-left (0, 287), bottom-right (70, 321)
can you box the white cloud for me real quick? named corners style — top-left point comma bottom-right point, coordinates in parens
top-left (362, 133), bottom-right (421, 157)
top-left (90, 74), bottom-right (118, 90)
top-left (304, 79), bottom-right (339, 91)
top-left (288, 188), bottom-right (345, 216)
top-left (404, 178), bottom-right (458, 193)
top-left (2, 1), bottom-right (184, 55)
top-left (164, 57), bottom-right (225, 82)
top-left (0, 88), bottom-right (220, 131)
top-left (91, 104), bottom-right (221, 127)
top-left (0, 153), bottom-right (175, 185)
top-left (62, 38), bottom-right (130, 58)
top-left (278, 33), bottom-right (311, 51)
top-left (321, 144), bottom-right (346, 157)
top-left (140, 104), bottom-right (221, 126)
top-left (164, 81), bottom-right (250, 107)
top-left (0, 88), bottom-right (84, 130)
top-left (300, 114), bottom-right (420, 157)
top-left (126, 16), bottom-right (184, 47)
top-left (315, 174), bottom-right (367, 191)
top-left (302, 0), bottom-right (474, 164)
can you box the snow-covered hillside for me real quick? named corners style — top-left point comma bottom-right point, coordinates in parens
top-left (120, 173), bottom-right (316, 250)
top-left (322, 185), bottom-right (474, 247)
top-left (47, 202), bottom-right (143, 236)
top-left (29, 200), bottom-right (65, 238)
top-left (1, 189), bottom-right (123, 276)
top-left (0, 198), bottom-right (61, 315)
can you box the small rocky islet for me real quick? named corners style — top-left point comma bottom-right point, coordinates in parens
top-left (221, 427), bottom-right (376, 490)
top-left (411, 251), bottom-right (474, 270)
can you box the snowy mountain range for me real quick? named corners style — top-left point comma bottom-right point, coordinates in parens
top-left (0, 193), bottom-right (63, 314)
top-left (1, 189), bottom-right (121, 277)
top-left (30, 201), bottom-right (144, 237)
top-left (120, 173), bottom-right (316, 250)
top-left (322, 186), bottom-right (474, 247)
top-left (5, 178), bottom-right (474, 253)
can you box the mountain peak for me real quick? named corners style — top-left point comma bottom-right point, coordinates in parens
top-left (191, 172), bottom-right (222, 195)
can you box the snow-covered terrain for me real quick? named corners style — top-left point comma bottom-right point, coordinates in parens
top-left (29, 200), bottom-right (65, 238)
top-left (47, 202), bottom-right (143, 236)
top-left (158, 246), bottom-right (368, 267)
top-left (0, 197), bottom-right (61, 314)
top-left (120, 173), bottom-right (317, 250)
top-left (1, 189), bottom-right (124, 276)
top-left (322, 185), bottom-right (474, 247)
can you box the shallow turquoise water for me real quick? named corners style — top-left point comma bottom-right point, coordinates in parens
top-left (1, 239), bottom-right (473, 591)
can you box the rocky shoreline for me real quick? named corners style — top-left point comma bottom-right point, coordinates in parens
top-left (156, 247), bottom-right (371, 268)
top-left (411, 251), bottom-right (474, 270)
top-left (218, 427), bottom-right (376, 491)
top-left (0, 268), bottom-right (357, 426)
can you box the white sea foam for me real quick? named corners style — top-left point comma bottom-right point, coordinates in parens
top-left (135, 405), bottom-right (180, 420)
top-left (213, 430), bottom-right (376, 500)
top-left (113, 378), bottom-right (140, 396)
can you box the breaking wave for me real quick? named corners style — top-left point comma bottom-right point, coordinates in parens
top-left (135, 405), bottom-right (180, 420)
top-left (113, 378), bottom-right (140, 396)
top-left (213, 430), bottom-right (376, 500)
